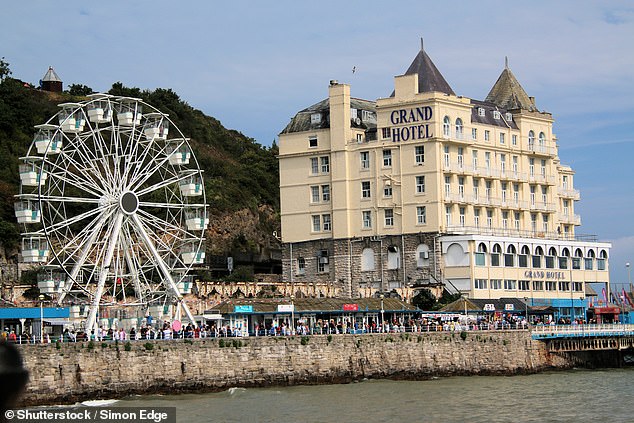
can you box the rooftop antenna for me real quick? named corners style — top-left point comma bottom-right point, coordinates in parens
top-left (420, 37), bottom-right (424, 52)
top-left (505, 56), bottom-right (509, 69)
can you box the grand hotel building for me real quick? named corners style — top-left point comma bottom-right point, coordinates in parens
top-left (278, 44), bottom-right (611, 319)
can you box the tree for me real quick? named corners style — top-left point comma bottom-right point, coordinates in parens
top-left (67, 84), bottom-right (93, 96)
top-left (0, 57), bottom-right (11, 82)
top-left (412, 289), bottom-right (438, 311)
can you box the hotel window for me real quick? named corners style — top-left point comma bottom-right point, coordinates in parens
top-left (562, 175), bottom-right (569, 190)
top-left (514, 212), bottom-right (521, 231)
top-left (493, 111), bottom-right (501, 120)
top-left (504, 244), bottom-right (515, 266)
top-left (501, 182), bottom-right (508, 203)
top-left (512, 156), bottom-right (518, 175)
top-left (478, 107), bottom-right (485, 117)
top-left (539, 132), bottom-right (545, 150)
top-left (361, 181), bottom-right (371, 199)
top-left (545, 281), bottom-right (556, 291)
top-left (459, 207), bottom-right (466, 227)
top-left (573, 282), bottom-right (583, 292)
top-left (383, 149), bottom-right (392, 167)
top-left (321, 185), bottom-right (330, 202)
top-left (360, 151), bottom-right (370, 169)
top-left (518, 246), bottom-right (529, 267)
top-left (310, 186), bottom-right (320, 203)
top-left (381, 127), bottom-right (391, 139)
top-left (474, 208), bottom-right (481, 228)
top-left (533, 247), bottom-right (543, 268)
top-left (563, 199), bottom-right (569, 215)
top-left (506, 113), bottom-right (513, 122)
top-left (585, 257), bottom-right (593, 270)
top-left (484, 130), bottom-right (490, 141)
top-left (512, 134), bottom-right (518, 146)
top-left (491, 244), bottom-right (501, 266)
top-left (312, 215), bottom-right (321, 232)
top-left (317, 250), bottom-right (329, 273)
top-left (472, 128), bottom-right (477, 141)
top-left (502, 211), bottom-right (509, 230)
top-left (545, 255), bottom-right (555, 269)
top-left (455, 118), bottom-right (463, 139)
top-left (475, 243), bottom-right (486, 266)
top-left (310, 157), bottom-right (319, 174)
top-left (415, 145), bottom-right (425, 164)
top-left (530, 185), bottom-right (536, 206)
top-left (445, 176), bottom-right (451, 197)
top-left (541, 186), bottom-right (548, 204)
top-left (531, 213), bottom-right (537, 233)
top-left (311, 114), bottom-right (321, 125)
top-left (384, 209), bottom-right (394, 227)
top-left (445, 206), bottom-right (452, 226)
top-left (558, 281), bottom-right (570, 292)
top-left (457, 147), bottom-right (464, 168)
top-left (443, 116), bottom-right (451, 137)
top-left (543, 214), bottom-right (549, 233)
top-left (532, 280), bottom-right (543, 291)
top-left (320, 156), bottom-right (330, 173)
top-left (597, 250), bottom-right (607, 270)
top-left (362, 210), bottom-right (372, 229)
top-left (356, 133), bottom-right (363, 143)
top-left (309, 136), bottom-right (318, 147)
top-left (513, 184), bottom-right (519, 205)
top-left (473, 178), bottom-right (480, 201)
top-left (416, 175), bottom-right (426, 194)
top-left (572, 257), bottom-right (581, 270)
top-left (444, 146), bottom-right (450, 168)
top-left (500, 154), bottom-right (506, 174)
top-left (485, 152), bottom-right (491, 170)
top-left (504, 280), bottom-right (517, 290)
top-left (540, 160), bottom-right (546, 177)
top-left (384, 186), bottom-right (392, 198)
top-left (417, 206), bottom-right (426, 225)
top-left (519, 280), bottom-right (530, 291)
top-left (528, 130), bottom-right (535, 149)
top-left (297, 257), bottom-right (305, 275)
top-left (472, 150), bottom-right (478, 169)
top-left (491, 279), bottom-right (502, 290)
top-left (529, 158), bottom-right (535, 177)
top-left (485, 180), bottom-right (492, 201)
top-left (475, 279), bottom-right (487, 289)
top-left (500, 133), bottom-right (505, 144)
top-left (458, 177), bottom-right (465, 199)
top-left (322, 214), bottom-right (331, 232)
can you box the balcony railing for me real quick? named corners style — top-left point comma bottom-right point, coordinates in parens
top-left (444, 225), bottom-right (593, 241)
top-left (558, 187), bottom-right (581, 200)
top-left (558, 214), bottom-right (581, 225)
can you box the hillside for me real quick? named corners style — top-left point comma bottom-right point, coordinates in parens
top-left (0, 71), bottom-right (281, 274)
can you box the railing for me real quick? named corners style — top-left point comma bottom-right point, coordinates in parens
top-left (531, 324), bottom-right (634, 339)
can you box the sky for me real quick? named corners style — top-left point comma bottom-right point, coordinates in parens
top-left (2, 1), bottom-right (634, 287)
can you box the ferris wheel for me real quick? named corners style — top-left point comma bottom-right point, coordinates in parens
top-left (15, 94), bottom-right (208, 333)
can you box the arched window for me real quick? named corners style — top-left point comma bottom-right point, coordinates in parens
top-left (521, 245), bottom-right (530, 255)
top-left (477, 243), bottom-right (488, 253)
top-left (600, 250), bottom-right (608, 259)
top-left (505, 244), bottom-right (516, 267)
top-left (561, 248), bottom-right (570, 257)
top-left (533, 246), bottom-right (544, 268)
top-left (518, 245), bottom-right (530, 267)
top-left (361, 248), bottom-right (375, 272)
top-left (491, 243), bottom-right (502, 267)
top-left (387, 245), bottom-right (400, 270)
top-left (573, 248), bottom-right (583, 270)
top-left (443, 116), bottom-right (451, 137)
top-left (475, 243), bottom-right (487, 266)
top-left (587, 250), bottom-right (596, 258)
top-left (538, 132), bottom-right (545, 149)
top-left (549, 247), bottom-right (558, 257)
top-left (585, 249), bottom-right (595, 270)
top-left (597, 249), bottom-right (608, 270)
top-left (507, 245), bottom-right (517, 254)
top-left (560, 248), bottom-right (570, 269)
top-left (528, 130), bottom-right (535, 148)
top-left (546, 247), bottom-right (557, 269)
top-left (535, 246), bottom-right (544, 256)
top-left (455, 118), bottom-right (463, 138)
top-left (446, 243), bottom-right (468, 267)
top-left (416, 244), bottom-right (430, 268)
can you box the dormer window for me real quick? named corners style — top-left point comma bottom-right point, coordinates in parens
top-left (505, 113), bottom-right (513, 121)
top-left (311, 113), bottom-right (321, 124)
top-left (493, 111), bottom-right (501, 120)
top-left (478, 107), bottom-right (485, 117)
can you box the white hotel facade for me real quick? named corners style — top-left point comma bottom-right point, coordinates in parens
top-left (277, 45), bottom-right (610, 319)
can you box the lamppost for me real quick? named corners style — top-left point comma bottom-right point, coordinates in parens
top-left (290, 294), bottom-right (295, 335)
top-left (380, 294), bottom-right (385, 333)
top-left (524, 297), bottom-right (529, 326)
top-left (627, 262), bottom-right (631, 287)
top-left (38, 294), bottom-right (45, 344)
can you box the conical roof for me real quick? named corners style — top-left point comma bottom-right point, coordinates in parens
top-left (394, 40), bottom-right (455, 96)
top-left (42, 66), bottom-right (62, 82)
top-left (485, 59), bottom-right (536, 111)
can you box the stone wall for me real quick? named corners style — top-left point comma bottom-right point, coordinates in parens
top-left (17, 331), bottom-right (575, 407)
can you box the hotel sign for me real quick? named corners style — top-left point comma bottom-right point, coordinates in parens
top-left (234, 305), bottom-right (253, 313)
top-left (277, 304), bottom-right (295, 312)
top-left (389, 106), bottom-right (433, 142)
top-left (523, 270), bottom-right (565, 280)
top-left (343, 303), bottom-right (359, 311)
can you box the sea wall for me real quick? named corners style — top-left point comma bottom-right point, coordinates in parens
top-left (18, 331), bottom-right (574, 406)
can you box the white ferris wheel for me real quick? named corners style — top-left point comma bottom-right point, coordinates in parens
top-left (15, 94), bottom-right (208, 333)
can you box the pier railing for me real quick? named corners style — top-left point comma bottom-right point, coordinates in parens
top-left (531, 324), bottom-right (634, 339)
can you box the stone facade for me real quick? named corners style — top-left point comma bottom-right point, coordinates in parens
top-left (282, 233), bottom-right (443, 300)
top-left (18, 331), bottom-right (578, 407)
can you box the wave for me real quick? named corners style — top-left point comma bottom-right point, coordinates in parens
top-left (81, 399), bottom-right (120, 407)
top-left (226, 387), bottom-right (247, 396)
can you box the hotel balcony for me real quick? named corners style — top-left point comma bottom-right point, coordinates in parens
top-left (528, 173), bottom-right (557, 185)
top-left (442, 130), bottom-right (473, 144)
top-left (558, 187), bottom-right (581, 200)
top-left (525, 143), bottom-right (556, 156)
top-left (444, 225), bottom-right (591, 241)
top-left (559, 213), bottom-right (581, 225)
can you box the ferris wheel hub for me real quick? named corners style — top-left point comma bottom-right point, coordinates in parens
top-left (120, 191), bottom-right (139, 215)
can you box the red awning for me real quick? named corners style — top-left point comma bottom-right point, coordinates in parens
top-left (593, 307), bottom-right (621, 314)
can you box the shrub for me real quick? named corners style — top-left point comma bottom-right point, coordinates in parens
top-left (219, 339), bottom-right (225, 348)
top-left (301, 336), bottom-right (309, 346)
top-left (124, 342), bottom-right (132, 351)
top-left (86, 341), bottom-right (94, 350)
top-left (143, 342), bottom-right (154, 351)
top-left (460, 331), bottom-right (468, 341)
top-left (327, 335), bottom-right (333, 343)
